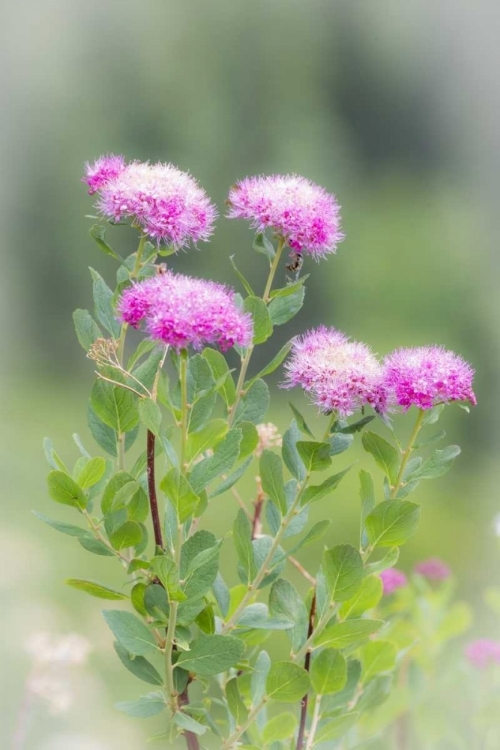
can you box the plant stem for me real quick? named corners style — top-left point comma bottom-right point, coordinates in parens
top-left (179, 349), bottom-right (189, 470)
top-left (179, 683), bottom-right (200, 750)
top-left (293, 602), bottom-right (340, 664)
top-left (263, 236), bottom-right (285, 303)
top-left (390, 409), bottom-right (425, 499)
top-left (304, 693), bottom-right (322, 750)
top-left (296, 592), bottom-right (317, 750)
top-left (221, 697), bottom-right (267, 750)
top-left (147, 429), bottom-right (163, 549)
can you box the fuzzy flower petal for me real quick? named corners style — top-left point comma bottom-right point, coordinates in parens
top-left (414, 557), bottom-right (451, 581)
top-left (90, 159), bottom-right (217, 248)
top-left (383, 346), bottom-right (476, 411)
top-left (82, 154), bottom-right (126, 195)
top-left (465, 639), bottom-right (500, 670)
top-left (227, 174), bottom-right (343, 258)
top-left (380, 568), bottom-right (408, 596)
top-left (283, 326), bottom-right (387, 417)
top-left (119, 271), bottom-right (252, 352)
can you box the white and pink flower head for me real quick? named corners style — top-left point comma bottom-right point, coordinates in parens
top-left (227, 174), bottom-right (343, 259)
top-left (380, 568), bottom-right (408, 596)
top-left (119, 271), bottom-right (252, 353)
top-left (383, 346), bottom-right (476, 411)
top-left (414, 557), bottom-right (451, 581)
top-left (283, 326), bottom-right (387, 417)
top-left (465, 639), bottom-right (500, 670)
top-left (84, 156), bottom-right (217, 249)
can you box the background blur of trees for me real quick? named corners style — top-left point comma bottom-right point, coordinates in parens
top-left (2, 1), bottom-right (499, 747)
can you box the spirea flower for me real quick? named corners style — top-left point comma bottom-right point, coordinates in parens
top-left (283, 326), bottom-right (387, 417)
top-left (82, 154), bottom-right (126, 195)
top-left (383, 346), bottom-right (476, 411)
top-left (380, 568), bottom-right (408, 595)
top-left (465, 639), bottom-right (500, 670)
top-left (414, 557), bottom-right (451, 581)
top-left (119, 271), bottom-right (252, 352)
top-left (227, 174), bottom-right (343, 258)
top-left (86, 157), bottom-right (217, 248)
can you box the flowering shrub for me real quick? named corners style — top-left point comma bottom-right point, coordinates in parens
top-left (38, 156), bottom-right (476, 749)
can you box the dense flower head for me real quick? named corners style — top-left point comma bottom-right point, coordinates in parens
top-left (227, 174), bottom-right (343, 258)
top-left (82, 154), bottom-right (126, 195)
top-left (414, 557), bottom-right (451, 581)
top-left (85, 156), bottom-right (217, 248)
top-left (383, 346), bottom-right (476, 411)
top-left (380, 568), bottom-right (408, 595)
top-left (283, 326), bottom-right (387, 417)
top-left (465, 639), bottom-right (500, 670)
top-left (118, 270), bottom-right (252, 352)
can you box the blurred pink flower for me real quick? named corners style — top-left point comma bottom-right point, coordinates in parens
top-left (227, 174), bottom-right (343, 258)
top-left (119, 271), bottom-right (252, 352)
top-left (82, 154), bottom-right (126, 195)
top-left (465, 639), bottom-right (500, 670)
top-left (414, 557), bottom-right (451, 581)
top-left (380, 568), bottom-right (408, 595)
top-left (283, 326), bottom-right (387, 417)
top-left (383, 346), bottom-right (476, 411)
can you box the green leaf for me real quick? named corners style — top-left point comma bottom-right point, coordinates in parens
top-left (301, 467), bottom-right (351, 506)
top-left (269, 579), bottom-right (309, 652)
top-left (322, 545), bottom-right (364, 602)
top-left (365, 500), bottom-right (421, 548)
top-left (173, 711), bottom-right (207, 736)
top-left (234, 379), bottom-right (270, 425)
top-left (109, 521), bottom-right (143, 550)
top-left (339, 575), bottom-right (383, 620)
top-left (89, 223), bottom-right (121, 261)
top-left (364, 547), bottom-right (400, 576)
top-left (103, 610), bottom-right (159, 657)
top-left (282, 420), bottom-right (307, 482)
top-left (89, 267), bottom-right (121, 338)
top-left (76, 457), bottom-right (106, 489)
top-left (189, 429), bottom-right (242, 493)
top-left (311, 649), bottom-right (348, 695)
top-left (65, 579), bottom-right (128, 600)
top-left (47, 471), bottom-right (87, 510)
top-left (243, 296), bottom-right (273, 345)
top-left (229, 255), bottom-right (255, 296)
top-left (296, 441), bottom-right (332, 472)
top-left (262, 712), bottom-right (298, 743)
top-left (315, 713), bottom-right (359, 743)
top-left (236, 603), bottom-right (293, 630)
top-left (336, 415), bottom-right (375, 434)
top-left (210, 457), bottom-right (252, 498)
top-left (161, 469), bottom-right (200, 523)
top-left (202, 348), bottom-right (236, 406)
top-left (226, 677), bottom-right (249, 724)
top-left (253, 232), bottom-right (275, 262)
top-left (362, 432), bottom-right (400, 485)
top-left (233, 509), bottom-right (255, 583)
top-left (269, 275), bottom-right (309, 299)
top-left (150, 556), bottom-right (186, 602)
top-left (290, 520), bottom-right (331, 555)
top-left (422, 404), bottom-right (445, 425)
top-left (288, 402), bottom-right (315, 438)
top-left (250, 340), bottom-right (292, 384)
top-left (131, 348), bottom-right (164, 392)
top-left (359, 469), bottom-right (376, 548)
top-left (32, 511), bottom-right (89, 538)
top-left (113, 642), bottom-right (164, 686)
top-left (251, 650), bottom-right (271, 705)
top-left (260, 449), bottom-right (287, 514)
top-left (186, 419), bottom-right (228, 463)
top-left (78, 535), bottom-right (115, 556)
top-left (406, 445), bottom-right (461, 481)
top-left (238, 421), bottom-right (259, 459)
top-left (138, 399), bottom-right (162, 436)
top-left (360, 640), bottom-right (397, 683)
top-left (266, 662), bottom-right (310, 702)
top-left (115, 692), bottom-right (166, 718)
top-left (268, 285), bottom-right (305, 325)
top-left (43, 437), bottom-right (69, 472)
top-left (91, 379), bottom-right (139, 434)
top-left (180, 530), bottom-right (220, 601)
top-left (329, 432), bottom-right (354, 456)
top-left (314, 620), bottom-right (383, 650)
top-left (186, 354), bottom-right (215, 404)
top-left (87, 401), bottom-right (117, 456)
top-left (144, 584), bottom-right (169, 620)
top-left (176, 634), bottom-right (245, 676)
top-left (73, 308), bottom-right (102, 352)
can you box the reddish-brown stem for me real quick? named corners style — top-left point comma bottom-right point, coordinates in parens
top-left (146, 430), bottom-right (163, 549)
top-left (296, 591), bottom-right (317, 750)
top-left (251, 489), bottom-right (265, 541)
top-left (179, 682), bottom-right (200, 750)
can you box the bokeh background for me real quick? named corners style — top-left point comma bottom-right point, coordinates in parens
top-left (2, 0), bottom-right (499, 747)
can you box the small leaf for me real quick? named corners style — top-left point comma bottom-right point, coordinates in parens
top-left (202, 348), bottom-right (236, 406)
top-left (296, 441), bottom-right (332, 472)
top-left (176, 634), bottom-right (245, 676)
top-left (87, 401), bottom-right (117, 456)
top-left (73, 309), bottom-right (102, 351)
top-left (32, 511), bottom-right (89, 538)
top-left (266, 662), bottom-right (310, 702)
top-left (89, 223), bottom-right (121, 261)
top-left (47, 471), bottom-right (87, 509)
top-left (315, 713), bottom-right (359, 743)
top-left (65, 579), bottom-right (128, 600)
top-left (114, 642), bottom-right (164, 686)
top-left (314, 619), bottom-right (383, 649)
top-left (282, 420), bottom-right (307, 482)
top-left (115, 692), bottom-right (166, 718)
top-left (189, 429), bottom-right (242, 494)
top-left (362, 432), bottom-right (400, 485)
top-left (250, 340), bottom-right (292, 384)
top-left (269, 579), bottom-right (309, 652)
top-left (210, 457), bottom-right (252, 498)
top-left (268, 285), bottom-right (305, 325)
top-left (322, 545), bottom-right (364, 602)
top-left (138, 399), bottom-right (162, 436)
top-left (173, 711), bottom-right (207, 736)
top-left (339, 575), bottom-right (383, 619)
top-left (289, 402), bottom-right (315, 438)
top-left (236, 603), bottom-right (293, 630)
top-left (359, 469), bottom-right (376, 548)
top-left (186, 419), bottom-right (228, 463)
top-left (109, 521), bottom-right (143, 551)
top-left (301, 467), bottom-right (350, 505)
top-left (89, 267), bottom-right (121, 338)
top-left (365, 500), bottom-right (421, 548)
top-left (233, 509), bottom-right (255, 583)
top-left (161, 469), bottom-right (200, 523)
top-left (243, 296), bottom-right (273, 345)
top-left (226, 677), bottom-right (249, 724)
top-left (103, 610), bottom-right (158, 657)
top-left (364, 547), bottom-right (400, 576)
top-left (251, 650), bottom-right (271, 705)
top-left (262, 712), bottom-right (298, 743)
top-left (311, 649), bottom-right (347, 695)
top-left (76, 457), bottom-right (106, 489)
top-left (229, 255), bottom-right (255, 296)
top-left (360, 640), bottom-right (397, 683)
top-left (253, 232), bottom-right (275, 262)
top-left (234, 378), bottom-right (270, 426)
top-left (336, 415), bottom-right (375, 434)
top-left (260, 449), bottom-right (287, 514)
top-left (91, 379), bottom-right (139, 434)
top-left (406, 445), bottom-right (461, 481)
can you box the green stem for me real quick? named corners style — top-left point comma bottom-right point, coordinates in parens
top-left (221, 697), bottom-right (267, 750)
top-left (304, 693), bottom-right (322, 750)
top-left (390, 409), bottom-right (425, 499)
top-left (293, 603), bottom-right (340, 664)
top-left (263, 236), bottom-right (285, 303)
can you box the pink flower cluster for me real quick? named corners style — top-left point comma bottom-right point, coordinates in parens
top-left (227, 174), bottom-right (343, 258)
top-left (383, 346), bottom-right (476, 411)
top-left (119, 271), bottom-right (252, 352)
top-left (414, 557), bottom-right (451, 581)
top-left (283, 326), bottom-right (387, 417)
top-left (465, 639), bottom-right (500, 670)
top-left (380, 568), bottom-right (408, 595)
top-left (83, 156), bottom-right (217, 248)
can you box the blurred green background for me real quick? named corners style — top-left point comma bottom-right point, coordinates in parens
top-left (2, 0), bottom-right (499, 747)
